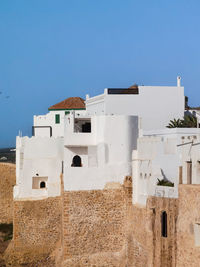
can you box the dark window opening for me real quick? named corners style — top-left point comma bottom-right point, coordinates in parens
top-left (107, 88), bottom-right (139, 95)
top-left (40, 181), bottom-right (46, 188)
top-left (82, 122), bottom-right (91, 133)
top-left (71, 155), bottom-right (82, 167)
top-left (161, 211), bottom-right (167, 237)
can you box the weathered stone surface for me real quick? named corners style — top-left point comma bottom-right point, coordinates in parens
top-left (127, 197), bottom-right (178, 267)
top-left (0, 163), bottom-right (15, 224)
top-left (176, 185), bottom-right (200, 267)
top-left (62, 188), bottom-right (128, 266)
top-left (4, 196), bottom-right (62, 266)
top-left (3, 166), bottom-right (200, 267)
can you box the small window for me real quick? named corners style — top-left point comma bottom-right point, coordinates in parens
top-left (40, 181), bottom-right (46, 188)
top-left (55, 114), bottom-right (60, 124)
top-left (65, 111), bottom-right (70, 115)
top-left (82, 122), bottom-right (91, 133)
top-left (71, 155), bottom-right (82, 167)
top-left (161, 211), bottom-right (167, 237)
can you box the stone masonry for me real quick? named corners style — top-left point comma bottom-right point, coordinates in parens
top-left (0, 163), bottom-right (16, 224)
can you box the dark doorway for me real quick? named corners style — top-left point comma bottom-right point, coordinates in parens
top-left (71, 155), bottom-right (82, 167)
top-left (40, 181), bottom-right (46, 188)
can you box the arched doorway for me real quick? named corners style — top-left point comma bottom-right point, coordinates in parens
top-left (40, 181), bottom-right (46, 188)
top-left (71, 155), bottom-right (82, 167)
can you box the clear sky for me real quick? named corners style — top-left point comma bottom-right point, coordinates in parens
top-left (0, 0), bottom-right (200, 147)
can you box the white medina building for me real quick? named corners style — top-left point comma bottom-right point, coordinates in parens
top-left (33, 97), bottom-right (86, 137)
top-left (14, 78), bottom-right (185, 200)
top-left (132, 128), bottom-right (200, 206)
top-left (85, 77), bottom-right (184, 130)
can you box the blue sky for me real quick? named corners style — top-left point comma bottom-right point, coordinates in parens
top-left (0, 0), bottom-right (200, 147)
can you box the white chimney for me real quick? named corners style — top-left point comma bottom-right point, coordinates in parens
top-left (177, 76), bottom-right (181, 87)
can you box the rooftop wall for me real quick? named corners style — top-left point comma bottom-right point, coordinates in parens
top-left (86, 86), bottom-right (185, 130)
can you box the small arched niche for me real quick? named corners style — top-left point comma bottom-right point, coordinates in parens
top-left (71, 155), bottom-right (82, 167)
top-left (40, 181), bottom-right (46, 188)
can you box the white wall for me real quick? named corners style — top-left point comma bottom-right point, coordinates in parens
top-left (86, 86), bottom-right (185, 130)
top-left (64, 115), bottom-right (139, 191)
top-left (14, 136), bottom-right (64, 200)
top-left (34, 110), bottom-right (86, 138)
top-left (132, 136), bottom-right (179, 206)
top-left (133, 128), bottom-right (200, 206)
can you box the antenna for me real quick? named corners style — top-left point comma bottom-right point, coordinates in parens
top-left (177, 76), bottom-right (181, 87)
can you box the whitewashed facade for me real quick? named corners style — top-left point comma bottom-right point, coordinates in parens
top-left (15, 79), bottom-right (187, 201)
top-left (132, 128), bottom-right (200, 206)
top-left (86, 82), bottom-right (184, 130)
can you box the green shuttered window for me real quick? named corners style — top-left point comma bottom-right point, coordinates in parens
top-left (55, 114), bottom-right (60, 124)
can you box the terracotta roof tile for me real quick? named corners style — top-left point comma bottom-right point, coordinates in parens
top-left (48, 97), bottom-right (85, 110)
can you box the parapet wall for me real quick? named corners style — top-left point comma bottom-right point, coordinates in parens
top-left (0, 163), bottom-right (16, 223)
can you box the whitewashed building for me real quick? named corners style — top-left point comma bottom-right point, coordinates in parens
top-left (33, 97), bottom-right (86, 137)
top-left (14, 78), bottom-right (186, 200)
top-left (132, 128), bottom-right (200, 206)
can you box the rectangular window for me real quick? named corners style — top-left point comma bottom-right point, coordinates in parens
top-left (65, 111), bottom-right (70, 115)
top-left (55, 114), bottom-right (60, 124)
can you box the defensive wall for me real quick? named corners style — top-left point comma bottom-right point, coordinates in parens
top-left (176, 185), bottom-right (200, 267)
top-left (2, 164), bottom-right (200, 266)
top-left (0, 163), bottom-right (16, 223)
top-left (5, 196), bottom-right (62, 267)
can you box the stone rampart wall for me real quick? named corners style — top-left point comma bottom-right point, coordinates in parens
top-left (177, 185), bottom-right (200, 267)
top-left (0, 163), bottom-right (16, 223)
top-left (62, 188), bottom-right (128, 267)
top-left (5, 196), bottom-right (62, 266)
top-left (127, 196), bottom-right (178, 267)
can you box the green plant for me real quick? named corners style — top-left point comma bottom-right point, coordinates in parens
top-left (166, 118), bottom-right (183, 128)
top-left (182, 114), bottom-right (197, 128)
top-left (166, 114), bottom-right (198, 128)
top-left (157, 178), bottom-right (174, 187)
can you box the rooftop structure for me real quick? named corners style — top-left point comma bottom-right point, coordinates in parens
top-left (48, 97), bottom-right (85, 110)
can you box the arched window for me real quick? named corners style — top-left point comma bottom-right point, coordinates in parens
top-left (161, 211), bottom-right (167, 237)
top-left (40, 181), bottom-right (46, 188)
top-left (71, 155), bottom-right (82, 167)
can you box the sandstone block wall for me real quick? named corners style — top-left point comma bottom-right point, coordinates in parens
top-left (5, 196), bottom-right (62, 266)
top-left (177, 185), bottom-right (200, 267)
top-left (62, 188), bottom-right (128, 267)
top-left (0, 163), bottom-right (16, 223)
top-left (127, 197), bottom-right (178, 267)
